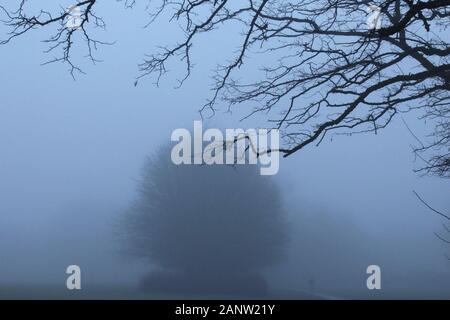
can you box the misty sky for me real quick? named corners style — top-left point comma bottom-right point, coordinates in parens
top-left (0, 2), bottom-right (449, 298)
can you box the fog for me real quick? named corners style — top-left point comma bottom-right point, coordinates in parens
top-left (0, 2), bottom-right (449, 299)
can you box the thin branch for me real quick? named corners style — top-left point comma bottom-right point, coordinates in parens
top-left (413, 190), bottom-right (450, 221)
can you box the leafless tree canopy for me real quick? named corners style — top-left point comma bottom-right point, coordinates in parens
top-left (119, 145), bottom-right (288, 293)
top-left (1, 0), bottom-right (449, 177)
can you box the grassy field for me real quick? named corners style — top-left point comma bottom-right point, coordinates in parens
top-left (0, 286), bottom-right (325, 300)
top-left (1, 286), bottom-right (449, 300)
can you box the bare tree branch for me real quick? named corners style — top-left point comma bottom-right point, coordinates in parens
top-left (1, 0), bottom-right (449, 175)
top-left (413, 190), bottom-right (450, 221)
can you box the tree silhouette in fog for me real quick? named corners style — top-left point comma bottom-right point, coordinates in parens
top-left (2, 0), bottom-right (449, 177)
top-left (120, 146), bottom-right (288, 295)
